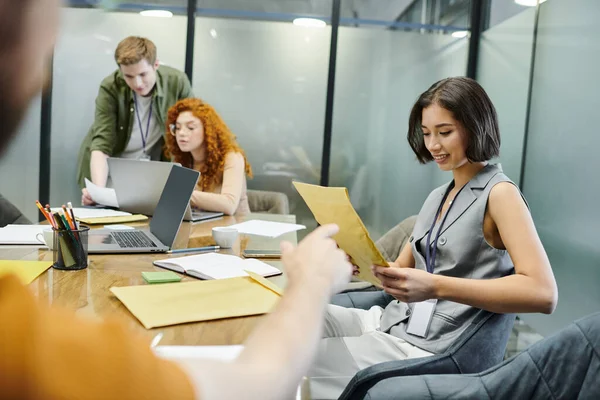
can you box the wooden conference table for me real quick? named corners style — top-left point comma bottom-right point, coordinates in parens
top-left (1, 213), bottom-right (296, 345)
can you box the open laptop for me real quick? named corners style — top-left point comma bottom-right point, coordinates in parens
top-left (88, 165), bottom-right (198, 254)
top-left (108, 158), bottom-right (223, 222)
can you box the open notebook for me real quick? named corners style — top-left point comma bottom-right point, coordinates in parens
top-left (153, 253), bottom-right (282, 280)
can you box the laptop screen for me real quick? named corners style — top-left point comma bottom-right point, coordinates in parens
top-left (150, 165), bottom-right (199, 247)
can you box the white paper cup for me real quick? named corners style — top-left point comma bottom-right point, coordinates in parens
top-left (212, 227), bottom-right (238, 249)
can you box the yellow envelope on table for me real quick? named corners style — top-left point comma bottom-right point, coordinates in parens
top-left (77, 214), bottom-right (148, 225)
top-left (110, 275), bottom-right (282, 329)
top-left (0, 260), bottom-right (52, 284)
top-left (293, 182), bottom-right (388, 287)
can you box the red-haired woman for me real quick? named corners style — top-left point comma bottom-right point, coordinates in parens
top-left (165, 98), bottom-right (252, 215)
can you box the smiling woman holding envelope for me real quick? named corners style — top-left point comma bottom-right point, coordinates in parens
top-left (307, 77), bottom-right (559, 400)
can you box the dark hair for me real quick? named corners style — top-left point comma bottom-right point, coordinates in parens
top-left (407, 77), bottom-right (500, 164)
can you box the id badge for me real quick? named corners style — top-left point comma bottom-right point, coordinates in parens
top-left (139, 153), bottom-right (151, 161)
top-left (406, 299), bottom-right (437, 338)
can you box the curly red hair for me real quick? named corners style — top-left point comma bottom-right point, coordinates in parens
top-left (165, 98), bottom-right (252, 191)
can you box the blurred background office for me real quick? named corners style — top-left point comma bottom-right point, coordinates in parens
top-left (1, 0), bottom-right (598, 354)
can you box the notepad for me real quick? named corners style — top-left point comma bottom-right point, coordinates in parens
top-left (142, 271), bottom-right (182, 284)
top-left (153, 253), bottom-right (282, 280)
top-left (0, 225), bottom-right (46, 245)
top-left (110, 275), bottom-right (282, 328)
top-left (0, 260), bottom-right (52, 284)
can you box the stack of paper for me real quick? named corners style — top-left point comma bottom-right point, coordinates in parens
top-left (227, 220), bottom-right (306, 238)
top-left (76, 214), bottom-right (148, 225)
top-left (51, 208), bottom-right (147, 225)
top-left (59, 208), bottom-right (132, 219)
top-left (52, 207), bottom-right (131, 220)
top-left (0, 225), bottom-right (46, 245)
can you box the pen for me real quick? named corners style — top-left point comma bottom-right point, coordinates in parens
top-left (168, 245), bottom-right (220, 254)
top-left (67, 202), bottom-right (78, 229)
top-left (35, 201), bottom-right (54, 227)
top-left (150, 332), bottom-right (163, 348)
top-left (44, 204), bottom-right (57, 229)
top-left (62, 205), bottom-right (75, 230)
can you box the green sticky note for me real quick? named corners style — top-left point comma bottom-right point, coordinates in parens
top-left (142, 271), bottom-right (182, 284)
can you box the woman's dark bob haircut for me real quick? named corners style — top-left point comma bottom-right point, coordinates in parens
top-left (407, 77), bottom-right (500, 164)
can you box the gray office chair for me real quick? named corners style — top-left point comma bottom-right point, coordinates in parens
top-left (0, 193), bottom-right (31, 227)
top-left (375, 215), bottom-right (418, 261)
top-left (333, 295), bottom-right (514, 399)
top-left (338, 312), bottom-right (600, 400)
top-left (247, 189), bottom-right (290, 214)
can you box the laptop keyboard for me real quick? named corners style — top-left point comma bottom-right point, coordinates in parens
top-left (112, 231), bottom-right (157, 248)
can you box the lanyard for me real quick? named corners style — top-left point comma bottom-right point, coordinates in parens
top-left (133, 93), bottom-right (153, 155)
top-left (424, 182), bottom-right (466, 274)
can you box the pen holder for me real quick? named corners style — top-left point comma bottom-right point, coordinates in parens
top-left (52, 226), bottom-right (90, 270)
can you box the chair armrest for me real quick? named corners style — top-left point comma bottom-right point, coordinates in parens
top-left (331, 290), bottom-right (394, 310)
top-left (338, 353), bottom-right (461, 400)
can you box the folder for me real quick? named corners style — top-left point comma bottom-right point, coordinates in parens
top-left (110, 274), bottom-right (282, 329)
top-left (76, 214), bottom-right (148, 225)
top-left (0, 260), bottom-right (52, 284)
top-left (293, 181), bottom-right (388, 287)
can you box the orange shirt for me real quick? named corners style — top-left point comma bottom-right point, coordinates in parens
top-left (0, 274), bottom-right (195, 400)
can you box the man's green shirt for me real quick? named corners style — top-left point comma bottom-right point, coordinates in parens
top-left (76, 65), bottom-right (193, 188)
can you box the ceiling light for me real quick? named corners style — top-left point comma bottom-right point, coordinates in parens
top-left (293, 18), bottom-right (326, 28)
top-left (451, 30), bottom-right (469, 38)
top-left (140, 10), bottom-right (173, 18)
top-left (515, 0), bottom-right (547, 6)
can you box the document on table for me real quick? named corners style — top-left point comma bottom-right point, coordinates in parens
top-left (51, 207), bottom-right (132, 219)
top-left (85, 178), bottom-right (119, 208)
top-left (154, 345), bottom-right (305, 399)
top-left (154, 345), bottom-right (244, 362)
top-left (293, 181), bottom-right (388, 287)
top-left (110, 274), bottom-right (282, 329)
top-left (227, 220), bottom-right (306, 238)
top-left (0, 260), bottom-right (52, 284)
top-left (0, 225), bottom-right (46, 245)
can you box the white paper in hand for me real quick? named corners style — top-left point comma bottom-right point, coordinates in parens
top-left (84, 178), bottom-right (119, 208)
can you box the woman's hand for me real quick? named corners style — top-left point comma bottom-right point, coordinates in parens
top-left (81, 188), bottom-right (95, 206)
top-left (371, 265), bottom-right (437, 303)
top-left (347, 255), bottom-right (360, 276)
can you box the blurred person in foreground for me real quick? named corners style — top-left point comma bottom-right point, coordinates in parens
top-left (0, 2), bottom-right (352, 399)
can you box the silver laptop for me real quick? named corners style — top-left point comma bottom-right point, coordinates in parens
top-left (108, 158), bottom-right (223, 222)
top-left (87, 165), bottom-right (199, 254)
